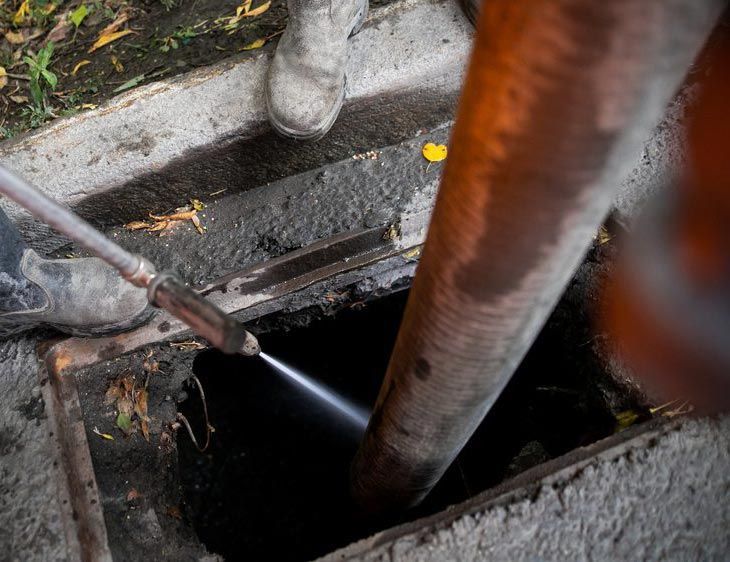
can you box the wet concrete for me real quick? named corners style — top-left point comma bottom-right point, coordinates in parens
top-left (62, 126), bottom-right (447, 287)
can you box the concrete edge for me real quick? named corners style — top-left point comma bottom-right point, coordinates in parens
top-left (318, 415), bottom-right (698, 561)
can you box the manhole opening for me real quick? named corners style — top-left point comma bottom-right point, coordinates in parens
top-left (179, 288), bottom-right (644, 561)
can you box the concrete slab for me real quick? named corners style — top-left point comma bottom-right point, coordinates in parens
top-left (323, 416), bottom-right (730, 562)
top-left (0, 336), bottom-right (69, 562)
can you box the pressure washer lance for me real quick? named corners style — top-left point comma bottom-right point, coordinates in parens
top-left (0, 165), bottom-right (260, 356)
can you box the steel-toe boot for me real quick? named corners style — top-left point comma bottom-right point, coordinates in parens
top-left (266, 0), bottom-right (368, 141)
top-left (0, 249), bottom-right (152, 338)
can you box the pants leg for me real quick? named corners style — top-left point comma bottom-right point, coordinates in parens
top-left (0, 205), bottom-right (42, 312)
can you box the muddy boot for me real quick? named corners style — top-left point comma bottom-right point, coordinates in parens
top-left (461, 0), bottom-right (480, 26)
top-left (0, 210), bottom-right (152, 337)
top-left (266, 0), bottom-right (368, 141)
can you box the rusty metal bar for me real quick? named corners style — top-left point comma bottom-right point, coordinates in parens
top-left (351, 0), bottom-right (724, 512)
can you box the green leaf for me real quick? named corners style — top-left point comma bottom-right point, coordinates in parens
top-left (41, 69), bottom-right (57, 89)
top-left (70, 4), bottom-right (88, 27)
top-left (116, 412), bottom-right (133, 432)
top-left (37, 43), bottom-right (54, 68)
top-left (113, 74), bottom-right (145, 93)
top-left (29, 81), bottom-right (43, 106)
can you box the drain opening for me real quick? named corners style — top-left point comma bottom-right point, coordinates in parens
top-left (179, 289), bottom-right (643, 561)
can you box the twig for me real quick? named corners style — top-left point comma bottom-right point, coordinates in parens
top-left (176, 375), bottom-right (214, 452)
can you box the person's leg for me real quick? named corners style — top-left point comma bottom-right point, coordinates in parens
top-left (266, 0), bottom-right (368, 141)
top-left (0, 205), bottom-right (152, 336)
top-left (0, 206), bottom-right (44, 313)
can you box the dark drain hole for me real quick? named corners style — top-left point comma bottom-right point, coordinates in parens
top-left (179, 289), bottom-right (643, 561)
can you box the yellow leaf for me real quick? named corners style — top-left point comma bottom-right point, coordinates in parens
top-left (422, 142), bottom-right (447, 163)
top-left (190, 198), bottom-right (205, 211)
top-left (4, 30), bottom-right (26, 45)
top-left (0, 67), bottom-right (7, 91)
top-left (245, 1), bottom-right (271, 17)
top-left (236, 0), bottom-right (252, 17)
top-left (72, 59), bottom-right (91, 75)
top-left (111, 55), bottom-right (124, 73)
top-left (80, 103), bottom-right (97, 110)
top-left (89, 29), bottom-right (135, 53)
top-left (13, 0), bottom-right (30, 25)
top-left (93, 427), bottom-right (115, 441)
top-left (241, 37), bottom-right (266, 50)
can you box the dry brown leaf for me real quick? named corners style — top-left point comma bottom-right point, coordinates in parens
top-left (4, 31), bottom-right (26, 45)
top-left (191, 214), bottom-right (205, 235)
top-left (0, 68), bottom-right (7, 91)
top-left (9, 95), bottom-right (28, 104)
top-left (89, 29), bottom-right (135, 53)
top-left (124, 221), bottom-right (153, 230)
top-left (46, 14), bottom-right (72, 43)
top-left (149, 210), bottom-right (197, 221)
top-left (99, 10), bottom-right (133, 36)
top-left (146, 221), bottom-right (170, 232)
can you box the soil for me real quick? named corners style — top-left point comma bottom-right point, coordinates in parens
top-left (0, 0), bottom-right (395, 138)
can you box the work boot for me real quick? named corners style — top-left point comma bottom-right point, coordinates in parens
top-left (0, 249), bottom-right (152, 338)
top-left (460, 0), bottom-right (480, 26)
top-left (266, 0), bottom-right (368, 141)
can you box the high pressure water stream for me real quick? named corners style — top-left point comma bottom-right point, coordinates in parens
top-left (259, 352), bottom-right (370, 431)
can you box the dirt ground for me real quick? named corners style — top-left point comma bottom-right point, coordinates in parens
top-left (0, 0), bottom-right (395, 139)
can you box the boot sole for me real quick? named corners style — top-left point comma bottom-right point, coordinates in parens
top-left (267, 1), bottom-right (369, 142)
top-left (0, 306), bottom-right (157, 340)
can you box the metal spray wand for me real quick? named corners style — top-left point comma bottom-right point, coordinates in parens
top-left (0, 165), bottom-right (260, 356)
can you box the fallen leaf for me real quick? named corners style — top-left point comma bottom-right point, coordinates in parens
top-left (614, 410), bottom-right (639, 431)
top-left (46, 15), bottom-right (72, 43)
top-left (4, 31), bottom-right (26, 45)
top-left (72, 59), bottom-right (91, 75)
top-left (149, 209), bottom-right (197, 221)
top-left (422, 142), bottom-right (447, 163)
top-left (236, 0), bottom-right (253, 17)
top-left (402, 247), bottom-right (421, 260)
top-left (13, 0), bottom-right (30, 25)
top-left (80, 103), bottom-right (97, 110)
top-left (146, 220), bottom-right (171, 232)
top-left (241, 37), bottom-right (266, 50)
top-left (246, 1), bottom-right (271, 17)
top-left (98, 9), bottom-right (133, 36)
top-left (191, 214), bottom-right (205, 235)
top-left (596, 225), bottom-right (612, 245)
top-left (93, 427), bottom-right (115, 441)
top-left (113, 73), bottom-right (145, 93)
top-left (89, 29), bottom-right (135, 53)
top-left (124, 220), bottom-right (154, 230)
top-left (116, 412), bottom-right (133, 433)
top-left (0, 67), bottom-right (6, 90)
top-left (190, 198), bottom-right (205, 211)
top-left (111, 55), bottom-right (124, 73)
top-left (70, 4), bottom-right (88, 28)
top-left (9, 95), bottom-right (28, 104)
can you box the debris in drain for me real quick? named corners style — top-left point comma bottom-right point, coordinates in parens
top-left (124, 199), bottom-right (207, 235)
top-left (104, 369), bottom-right (152, 441)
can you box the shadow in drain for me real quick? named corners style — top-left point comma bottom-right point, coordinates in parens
top-left (179, 288), bottom-right (639, 561)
